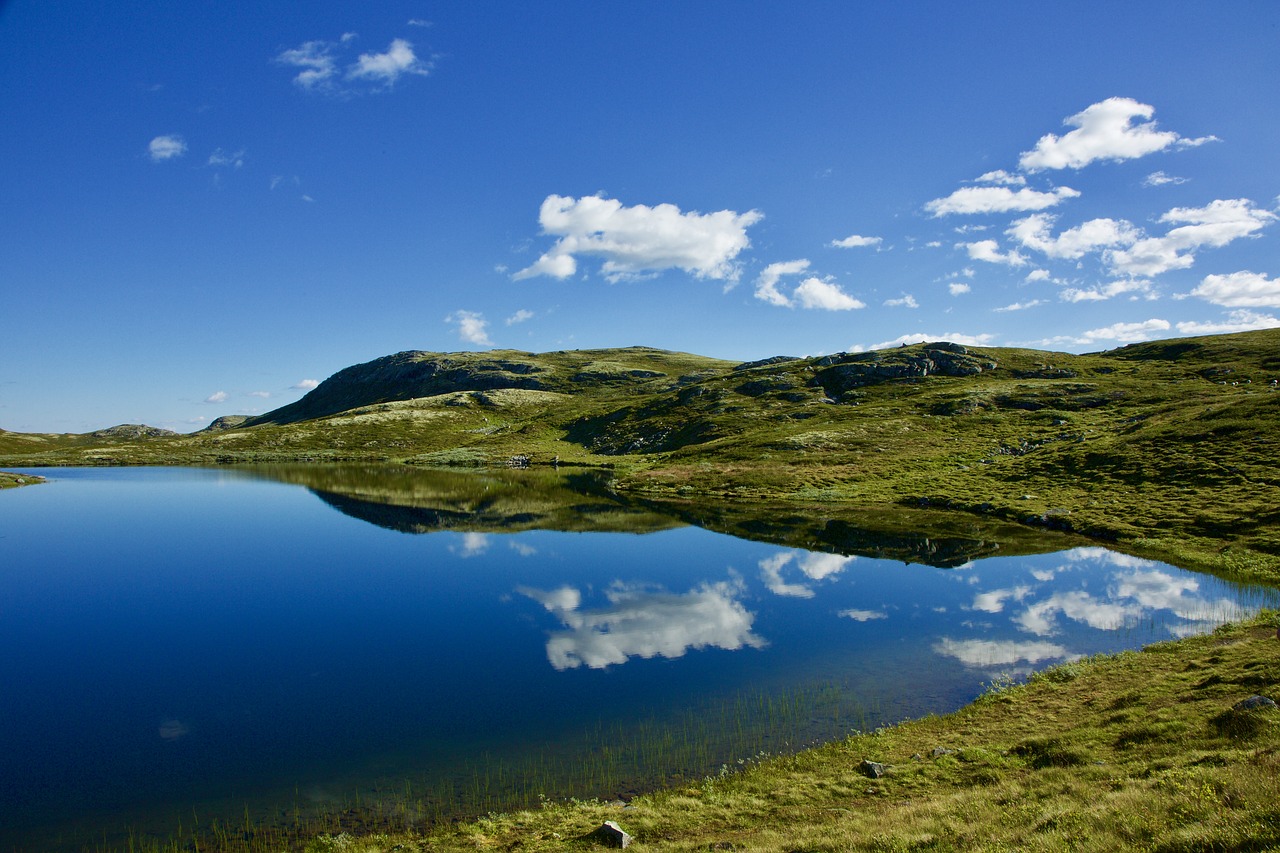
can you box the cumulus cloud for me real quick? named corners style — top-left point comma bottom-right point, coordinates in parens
top-left (794, 277), bottom-right (865, 310)
top-left (204, 391), bottom-right (228, 404)
top-left (759, 551), bottom-right (855, 598)
top-left (292, 379), bottom-right (320, 391)
top-left (1018, 97), bottom-right (1217, 172)
top-left (1014, 590), bottom-right (1140, 636)
top-left (1190, 271), bottom-right (1280, 308)
top-left (1106, 199), bottom-right (1276, 277)
top-left (347, 38), bottom-right (430, 86)
top-left (505, 308), bottom-right (535, 325)
top-left (1175, 309), bottom-right (1280, 335)
top-left (513, 195), bottom-right (762, 283)
top-left (754, 259), bottom-right (809, 306)
top-left (885, 294), bottom-right (919, 308)
top-left (972, 586), bottom-right (1033, 614)
top-left (148, 135), bottom-right (187, 162)
top-left (753, 261), bottom-right (862, 310)
top-left (961, 239), bottom-right (1028, 267)
top-left (1078, 318), bottom-right (1171, 343)
top-left (519, 581), bottom-right (766, 670)
top-left (829, 234), bottom-right (883, 249)
top-left (948, 282), bottom-right (971, 296)
top-left (926, 185), bottom-right (1080, 217)
top-left (452, 532), bottom-right (490, 558)
top-left (447, 310), bottom-right (493, 346)
top-left (1008, 213), bottom-right (1141, 260)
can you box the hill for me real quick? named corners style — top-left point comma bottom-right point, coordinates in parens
top-left (2, 330), bottom-right (1278, 581)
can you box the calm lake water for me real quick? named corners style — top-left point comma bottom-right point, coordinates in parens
top-left (2, 465), bottom-right (1276, 850)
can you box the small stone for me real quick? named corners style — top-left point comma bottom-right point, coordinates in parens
top-left (859, 759), bottom-right (886, 779)
top-left (931, 747), bottom-right (955, 758)
top-left (1232, 695), bottom-right (1277, 712)
top-left (594, 820), bottom-right (633, 849)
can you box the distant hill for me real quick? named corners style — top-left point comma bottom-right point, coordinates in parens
top-left (2, 331), bottom-right (1277, 582)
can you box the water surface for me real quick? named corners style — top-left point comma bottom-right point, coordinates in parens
top-left (2, 466), bottom-right (1274, 850)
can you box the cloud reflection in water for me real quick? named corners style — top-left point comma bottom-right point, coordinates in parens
top-left (519, 580), bottom-right (766, 670)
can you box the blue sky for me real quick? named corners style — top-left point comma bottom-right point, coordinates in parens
top-left (2, 2), bottom-right (1278, 433)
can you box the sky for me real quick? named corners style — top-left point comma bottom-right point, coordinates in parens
top-left (2, 2), bottom-right (1279, 433)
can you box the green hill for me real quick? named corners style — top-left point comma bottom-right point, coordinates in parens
top-left (3, 330), bottom-right (1278, 581)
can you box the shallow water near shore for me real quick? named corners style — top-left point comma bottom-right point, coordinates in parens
top-left (2, 466), bottom-right (1276, 851)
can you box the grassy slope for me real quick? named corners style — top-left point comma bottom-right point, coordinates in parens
top-left (3, 331), bottom-right (1275, 581)
top-left (304, 612), bottom-right (1280, 852)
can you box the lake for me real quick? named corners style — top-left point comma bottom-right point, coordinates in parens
top-left (2, 465), bottom-right (1275, 851)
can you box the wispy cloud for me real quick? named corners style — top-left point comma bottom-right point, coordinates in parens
top-left (276, 35), bottom-right (430, 94)
top-left (1105, 199), bottom-right (1275, 277)
top-left (207, 148), bottom-right (245, 168)
top-left (505, 308), bottom-right (535, 325)
top-left (1144, 171), bottom-right (1188, 187)
top-left (884, 294), bottom-right (919, 308)
top-left (1175, 309), bottom-right (1280, 335)
top-left (513, 195), bottom-right (762, 283)
top-left (926, 185), bottom-right (1080, 217)
top-left (960, 239), bottom-right (1028, 267)
top-left (292, 379), bottom-right (320, 391)
top-left (204, 390), bottom-right (228, 404)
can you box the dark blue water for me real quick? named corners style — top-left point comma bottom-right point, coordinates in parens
top-left (1, 467), bottom-right (1275, 850)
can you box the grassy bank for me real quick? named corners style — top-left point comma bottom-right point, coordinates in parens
top-left (0, 470), bottom-right (44, 489)
top-left (302, 611), bottom-right (1280, 853)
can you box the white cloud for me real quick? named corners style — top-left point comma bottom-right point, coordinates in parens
top-left (753, 262), bottom-right (863, 310)
top-left (1019, 97), bottom-right (1217, 172)
top-left (148, 135), bottom-right (187, 162)
top-left (248, 390), bottom-right (271, 399)
top-left (447, 310), bottom-right (494, 346)
top-left (926, 185), bottom-right (1080, 217)
top-left (830, 234), bottom-right (883, 249)
top-left (1079, 318), bottom-right (1171, 343)
top-left (1008, 213), bottom-right (1141, 260)
top-left (759, 553), bottom-right (815, 598)
top-left (754, 259), bottom-right (809, 306)
top-left (948, 282), bottom-right (971, 296)
top-left (759, 551), bottom-right (854, 598)
top-left (972, 586), bottom-right (1032, 614)
top-left (934, 637), bottom-right (1072, 668)
top-left (513, 195), bottom-right (762, 283)
top-left (204, 391), bottom-right (228, 404)
top-left (452, 532), bottom-right (490, 558)
top-left (505, 308), bottom-right (535, 325)
top-left (1014, 590), bottom-right (1140, 636)
top-left (1025, 269), bottom-right (1051, 282)
top-left (1144, 171), bottom-right (1188, 187)
top-left (995, 300), bottom-right (1044, 312)
top-left (276, 40), bottom-right (338, 89)
top-left (797, 552), bottom-right (855, 580)
top-left (1106, 199), bottom-right (1276, 277)
top-left (1176, 309), bottom-right (1280, 335)
top-left (347, 38), bottom-right (430, 86)
top-left (840, 609), bottom-right (888, 622)
top-left (292, 379), bottom-right (320, 390)
top-left (885, 294), bottom-right (919, 308)
top-left (794, 277), bottom-right (865, 311)
top-left (1059, 280), bottom-right (1155, 303)
top-left (207, 148), bottom-right (245, 168)
top-left (975, 169), bottom-right (1026, 187)
top-left (1190, 271), bottom-right (1280, 308)
top-left (521, 581), bottom-right (766, 671)
top-left (860, 331), bottom-right (995, 350)
top-left (961, 239), bottom-right (1028, 267)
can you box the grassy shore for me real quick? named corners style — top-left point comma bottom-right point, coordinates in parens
top-left (0, 470), bottom-right (44, 489)
top-left (292, 611), bottom-right (1278, 853)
